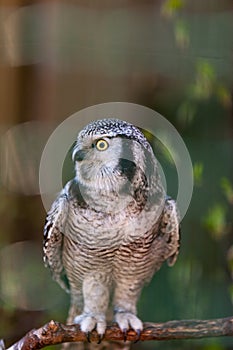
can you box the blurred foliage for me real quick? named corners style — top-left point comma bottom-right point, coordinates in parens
top-left (228, 245), bottom-right (233, 313)
top-left (177, 60), bottom-right (231, 128)
top-left (162, 0), bottom-right (232, 129)
top-left (216, 85), bottom-right (232, 109)
top-left (177, 100), bottom-right (196, 126)
top-left (191, 61), bottom-right (216, 101)
top-left (188, 60), bottom-right (231, 107)
top-left (203, 204), bottom-right (227, 240)
top-left (202, 343), bottom-right (226, 350)
top-left (228, 247), bottom-right (233, 278)
top-left (162, 0), bottom-right (189, 51)
top-left (193, 162), bottom-right (204, 187)
top-left (0, 1), bottom-right (233, 350)
top-left (175, 19), bottom-right (190, 49)
top-left (161, 0), bottom-right (185, 19)
top-left (221, 177), bottom-right (233, 205)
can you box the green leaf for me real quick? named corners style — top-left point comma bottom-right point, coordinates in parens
top-left (216, 85), bottom-right (232, 108)
top-left (175, 20), bottom-right (190, 49)
top-left (161, 0), bottom-right (185, 18)
top-left (221, 177), bottom-right (233, 204)
top-left (203, 204), bottom-right (227, 239)
top-left (193, 162), bottom-right (204, 187)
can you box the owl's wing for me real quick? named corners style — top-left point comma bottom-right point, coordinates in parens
top-left (43, 189), bottom-right (70, 293)
top-left (160, 197), bottom-right (181, 266)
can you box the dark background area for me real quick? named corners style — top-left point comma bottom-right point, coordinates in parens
top-left (0, 1), bottom-right (232, 349)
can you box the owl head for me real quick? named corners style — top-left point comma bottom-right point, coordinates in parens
top-left (72, 118), bottom-right (156, 192)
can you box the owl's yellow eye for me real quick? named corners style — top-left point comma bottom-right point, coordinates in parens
top-left (95, 139), bottom-right (109, 151)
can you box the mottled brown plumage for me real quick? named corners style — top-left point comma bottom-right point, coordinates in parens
top-left (43, 119), bottom-right (180, 349)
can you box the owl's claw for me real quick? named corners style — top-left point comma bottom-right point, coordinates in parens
top-left (122, 327), bottom-right (140, 342)
top-left (115, 311), bottom-right (143, 342)
top-left (87, 332), bottom-right (91, 343)
top-left (86, 331), bottom-right (103, 344)
top-left (122, 328), bottom-right (128, 342)
top-left (97, 334), bottom-right (104, 344)
top-left (74, 313), bottom-right (106, 343)
top-left (134, 329), bottom-right (141, 343)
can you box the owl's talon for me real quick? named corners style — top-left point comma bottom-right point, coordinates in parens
top-left (122, 328), bottom-right (128, 342)
top-left (115, 311), bottom-right (143, 341)
top-left (87, 332), bottom-right (91, 343)
top-left (97, 334), bottom-right (103, 344)
top-left (74, 312), bottom-right (106, 343)
top-left (134, 329), bottom-right (141, 343)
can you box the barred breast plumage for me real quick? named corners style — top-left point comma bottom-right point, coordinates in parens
top-left (43, 118), bottom-right (180, 349)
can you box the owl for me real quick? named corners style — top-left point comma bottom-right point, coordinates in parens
top-left (43, 118), bottom-right (180, 347)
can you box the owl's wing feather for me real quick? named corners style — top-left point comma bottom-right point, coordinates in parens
top-left (43, 189), bottom-right (70, 293)
top-left (160, 197), bottom-right (181, 266)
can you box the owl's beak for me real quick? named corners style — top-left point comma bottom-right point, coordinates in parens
top-left (73, 149), bottom-right (87, 162)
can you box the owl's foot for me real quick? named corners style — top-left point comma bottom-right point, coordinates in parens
top-left (114, 311), bottom-right (143, 341)
top-left (74, 313), bottom-right (106, 342)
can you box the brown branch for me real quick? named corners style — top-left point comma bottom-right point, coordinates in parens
top-left (4, 316), bottom-right (233, 350)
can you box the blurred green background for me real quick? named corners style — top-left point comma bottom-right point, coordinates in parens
top-left (0, 1), bottom-right (232, 349)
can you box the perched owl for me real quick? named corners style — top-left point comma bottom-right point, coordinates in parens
top-left (43, 118), bottom-right (180, 348)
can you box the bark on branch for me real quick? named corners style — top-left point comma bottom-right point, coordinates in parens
top-left (3, 316), bottom-right (233, 350)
